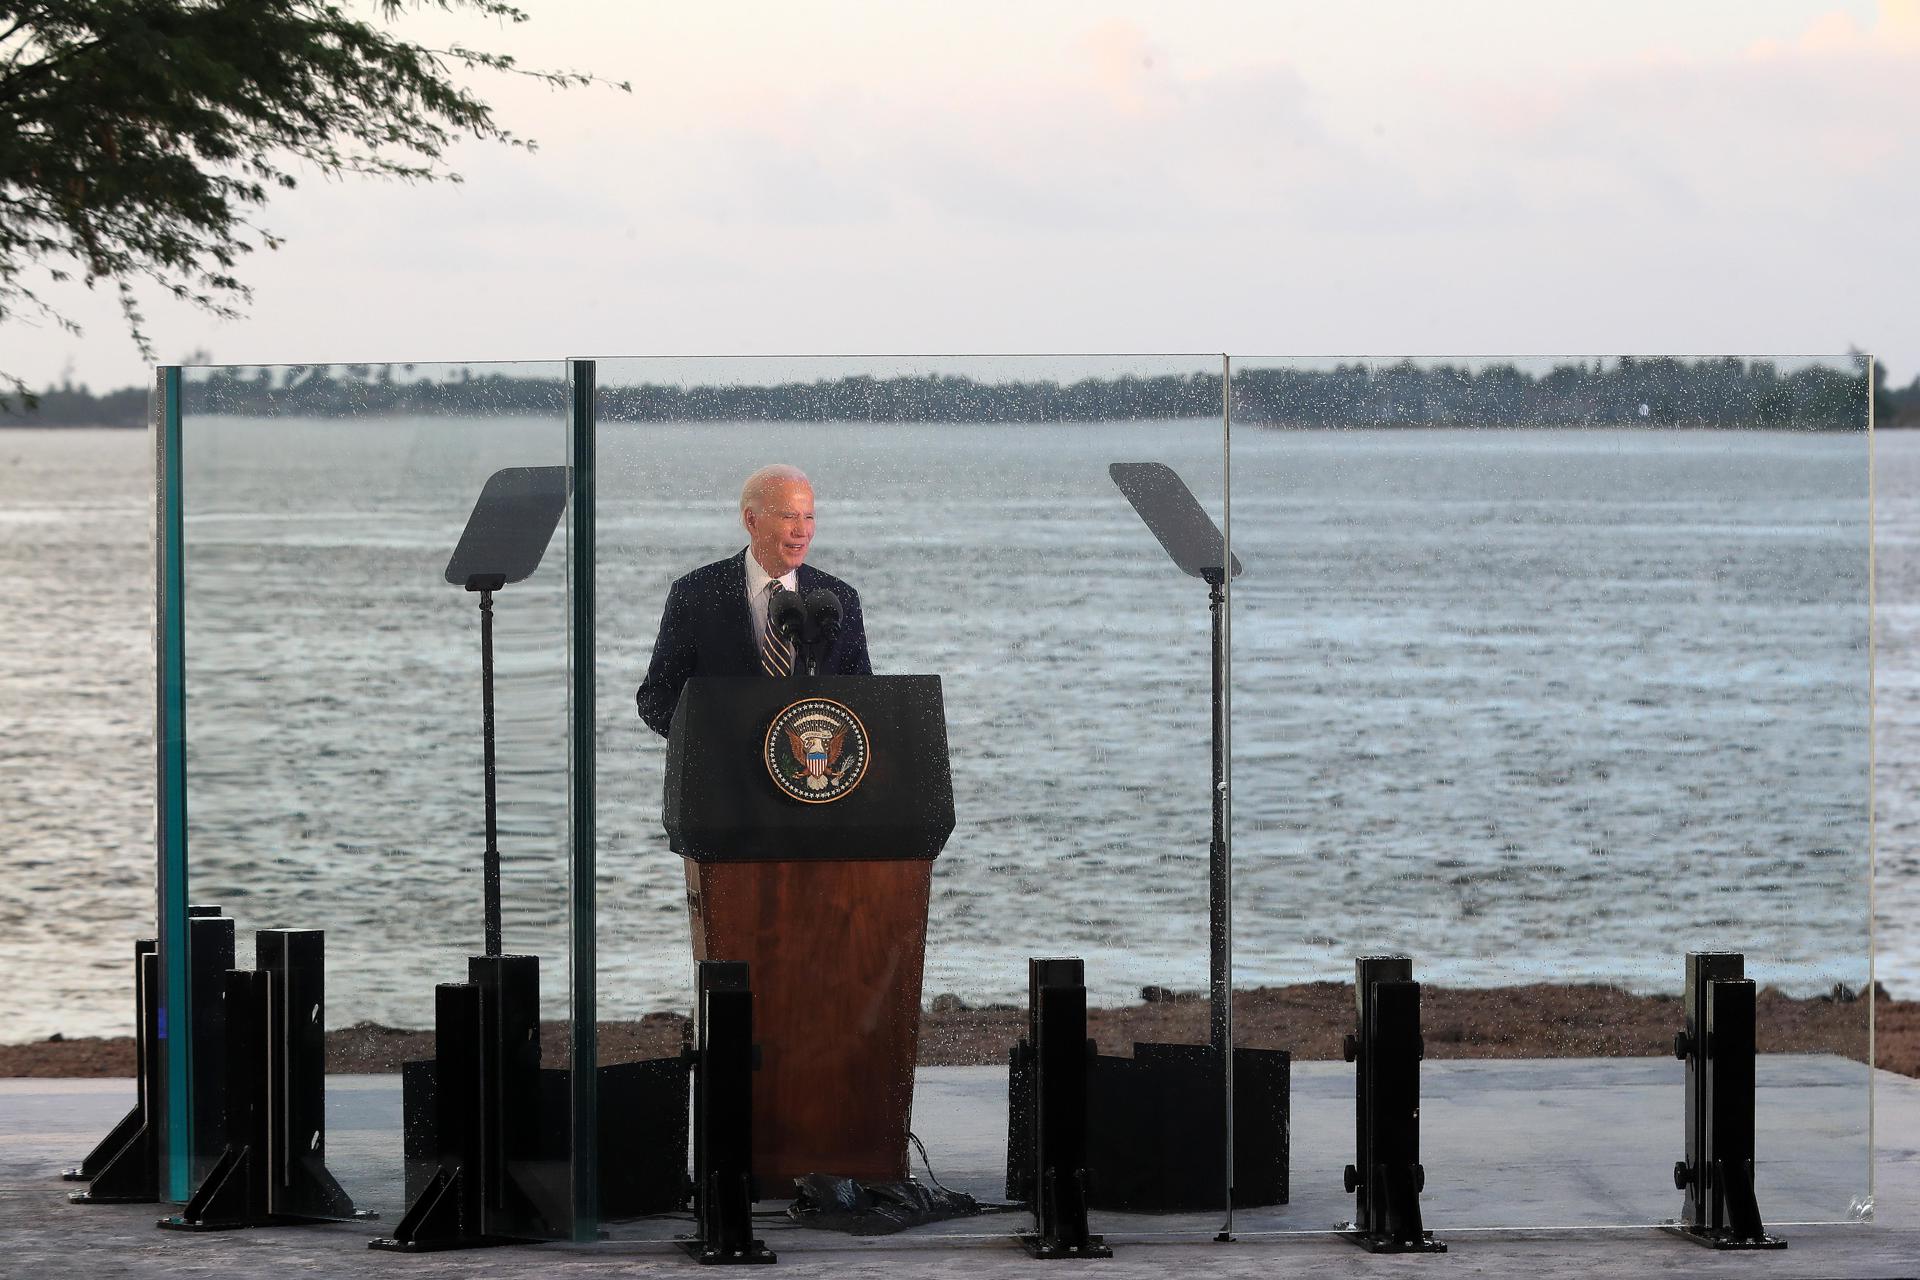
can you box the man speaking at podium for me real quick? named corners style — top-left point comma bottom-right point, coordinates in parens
top-left (635, 464), bottom-right (871, 736)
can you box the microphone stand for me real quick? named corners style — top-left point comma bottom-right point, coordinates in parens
top-left (802, 622), bottom-right (840, 677)
top-left (796, 591), bottom-right (841, 677)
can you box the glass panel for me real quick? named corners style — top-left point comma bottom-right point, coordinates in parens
top-left (592, 356), bottom-right (1231, 1246)
top-left (1229, 356), bottom-right (1873, 1233)
top-left (175, 362), bottom-right (579, 1225)
top-left (1875, 380), bottom-right (1919, 1047)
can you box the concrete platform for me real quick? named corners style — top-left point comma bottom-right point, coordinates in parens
top-left (3, 1057), bottom-right (1915, 1278)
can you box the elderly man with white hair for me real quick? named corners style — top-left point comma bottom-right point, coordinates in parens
top-left (635, 463), bottom-right (871, 736)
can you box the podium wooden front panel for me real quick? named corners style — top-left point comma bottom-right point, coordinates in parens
top-left (684, 856), bottom-right (931, 1190)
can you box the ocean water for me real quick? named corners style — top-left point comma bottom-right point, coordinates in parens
top-left (0, 422), bottom-right (1895, 1041)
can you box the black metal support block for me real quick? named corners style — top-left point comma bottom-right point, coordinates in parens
top-left (1667, 952), bottom-right (1787, 1250)
top-left (371, 982), bottom-right (501, 1252)
top-left (390, 1050), bottom-right (689, 1240)
top-left (70, 905), bottom-right (233, 1197)
top-left (684, 960), bottom-right (773, 1265)
top-left (160, 930), bottom-right (365, 1231)
top-left (261, 929), bottom-right (360, 1219)
top-left (1006, 959), bottom-right (1082, 1206)
top-left (1340, 956), bottom-right (1444, 1254)
top-left (1013, 958), bottom-right (1110, 1260)
top-left (597, 1056), bottom-right (693, 1218)
top-left (469, 953), bottom-right (568, 1240)
top-left (158, 968), bottom-right (271, 1230)
top-left (373, 954), bottom-right (565, 1251)
top-left (1082, 1043), bottom-right (1290, 1213)
top-left (67, 942), bottom-right (161, 1203)
top-left (188, 910), bottom-right (235, 1184)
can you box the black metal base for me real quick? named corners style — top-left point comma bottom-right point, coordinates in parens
top-left (679, 1236), bottom-right (777, 1264)
top-left (157, 941), bottom-right (364, 1235)
top-left (62, 1106), bottom-right (142, 1183)
top-left (64, 1146), bottom-right (157, 1203)
top-left (1008, 961), bottom-right (1111, 1261)
top-left (69, 943), bottom-right (163, 1205)
top-left (1672, 954), bottom-right (1786, 1250)
top-left (369, 1234), bottom-right (524, 1253)
top-left (684, 963), bottom-right (770, 1265)
top-left (366, 1161), bottom-right (543, 1253)
top-left (66, 1187), bottom-right (154, 1206)
top-left (1342, 958), bottom-right (1444, 1255)
top-left (1338, 1224), bottom-right (1447, 1254)
top-left (156, 1136), bottom-right (371, 1232)
top-left (1019, 1232), bottom-right (1111, 1260)
top-left (63, 1101), bottom-right (157, 1203)
top-left (157, 1211), bottom-right (376, 1233)
top-left (1661, 1224), bottom-right (1788, 1251)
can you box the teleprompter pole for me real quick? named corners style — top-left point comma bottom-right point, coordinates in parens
top-left (1206, 567), bottom-right (1227, 1056)
top-left (443, 468), bottom-right (566, 961)
top-left (1106, 459), bottom-right (1241, 1237)
top-left (1106, 462), bottom-right (1240, 1055)
top-left (469, 573), bottom-right (507, 958)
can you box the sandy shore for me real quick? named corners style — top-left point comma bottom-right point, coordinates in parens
top-left (5, 982), bottom-right (1910, 1079)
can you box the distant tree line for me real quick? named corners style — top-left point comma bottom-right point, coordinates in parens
top-left (0, 380), bottom-right (151, 428)
top-left (1234, 357), bottom-right (1889, 430)
top-left (5, 356), bottom-right (1911, 430)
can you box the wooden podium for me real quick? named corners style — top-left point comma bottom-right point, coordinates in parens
top-left (664, 676), bottom-right (954, 1190)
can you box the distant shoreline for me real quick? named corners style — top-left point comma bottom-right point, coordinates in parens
top-left (10, 419), bottom-right (1917, 431)
top-left (4, 358), bottom-right (1905, 430)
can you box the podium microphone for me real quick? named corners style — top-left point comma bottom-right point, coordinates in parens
top-left (801, 588), bottom-right (843, 676)
top-left (770, 588), bottom-right (807, 675)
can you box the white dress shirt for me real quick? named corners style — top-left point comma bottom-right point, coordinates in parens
top-left (743, 552), bottom-right (798, 648)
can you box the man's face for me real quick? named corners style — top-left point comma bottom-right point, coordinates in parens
top-left (745, 481), bottom-right (815, 576)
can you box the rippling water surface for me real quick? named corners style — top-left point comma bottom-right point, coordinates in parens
top-left (0, 422), bottom-right (1898, 1040)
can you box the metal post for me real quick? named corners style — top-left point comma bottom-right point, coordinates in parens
top-left (67, 942), bottom-right (162, 1202)
top-left (685, 960), bottom-right (773, 1264)
top-left (1218, 351), bottom-right (1236, 1242)
top-left (1207, 570), bottom-right (1228, 1056)
top-left (187, 909), bottom-right (233, 1185)
top-left (1341, 956), bottom-right (1444, 1254)
top-left (157, 970), bottom-right (269, 1230)
top-left (159, 931), bottom-right (360, 1231)
top-left (1018, 957), bottom-right (1110, 1260)
top-left (260, 930), bottom-right (356, 1219)
top-left (369, 983), bottom-right (490, 1252)
top-left (479, 587), bottom-right (502, 958)
top-left (1669, 951), bottom-right (1785, 1249)
top-left (372, 960), bottom-right (564, 1251)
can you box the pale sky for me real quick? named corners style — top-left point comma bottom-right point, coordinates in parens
top-left (6, 0), bottom-right (1918, 389)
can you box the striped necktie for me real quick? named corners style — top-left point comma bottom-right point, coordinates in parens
top-left (760, 580), bottom-right (794, 677)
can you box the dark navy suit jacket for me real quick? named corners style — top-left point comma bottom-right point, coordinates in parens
top-left (634, 548), bottom-right (872, 737)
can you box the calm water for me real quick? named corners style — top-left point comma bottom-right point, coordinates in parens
top-left (0, 423), bottom-right (1899, 1041)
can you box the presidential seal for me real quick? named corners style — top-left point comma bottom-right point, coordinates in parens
top-left (764, 697), bottom-right (871, 804)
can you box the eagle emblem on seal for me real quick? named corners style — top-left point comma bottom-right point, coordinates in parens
top-left (764, 697), bottom-right (870, 803)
